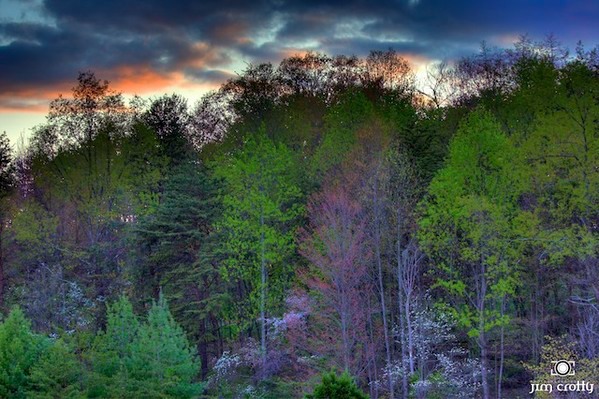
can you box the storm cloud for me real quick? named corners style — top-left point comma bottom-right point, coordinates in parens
top-left (0, 0), bottom-right (598, 114)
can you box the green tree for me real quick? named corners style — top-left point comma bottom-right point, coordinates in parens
top-left (521, 60), bottom-right (599, 252)
top-left (310, 89), bottom-right (375, 180)
top-left (518, 59), bottom-right (599, 360)
top-left (19, 116), bottom-right (164, 331)
top-left (89, 295), bottom-right (200, 398)
top-left (27, 339), bottom-right (85, 399)
top-left (306, 370), bottom-right (369, 399)
top-left (143, 93), bottom-right (191, 164)
top-left (419, 109), bottom-right (533, 399)
top-left (127, 294), bottom-right (201, 398)
top-left (134, 159), bottom-right (224, 377)
top-left (0, 307), bottom-right (47, 398)
top-left (214, 127), bottom-right (303, 372)
top-left (88, 296), bottom-right (139, 398)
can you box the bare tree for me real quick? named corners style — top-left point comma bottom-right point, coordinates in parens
top-left (418, 60), bottom-right (458, 108)
top-left (300, 182), bottom-right (372, 375)
top-left (387, 147), bottom-right (423, 398)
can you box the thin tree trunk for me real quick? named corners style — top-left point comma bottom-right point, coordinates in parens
top-left (479, 259), bottom-right (490, 399)
top-left (396, 211), bottom-right (409, 399)
top-left (497, 295), bottom-right (506, 399)
top-left (341, 293), bottom-right (351, 371)
top-left (481, 336), bottom-right (490, 399)
top-left (405, 293), bottom-right (415, 374)
top-left (367, 354), bottom-right (375, 399)
top-left (377, 255), bottom-right (394, 398)
top-left (373, 178), bottom-right (395, 398)
top-left (367, 296), bottom-right (379, 399)
top-left (260, 207), bottom-right (267, 375)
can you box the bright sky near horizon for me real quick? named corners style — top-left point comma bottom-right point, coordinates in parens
top-left (1, 0), bottom-right (598, 145)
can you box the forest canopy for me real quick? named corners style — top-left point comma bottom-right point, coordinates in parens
top-left (0, 37), bottom-right (598, 398)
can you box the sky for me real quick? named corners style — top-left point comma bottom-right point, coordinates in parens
top-left (1, 0), bottom-right (598, 145)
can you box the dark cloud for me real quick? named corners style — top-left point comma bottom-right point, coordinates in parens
top-left (0, 0), bottom-right (598, 103)
top-left (184, 68), bottom-right (236, 84)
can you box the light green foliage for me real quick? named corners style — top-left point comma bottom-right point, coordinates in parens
top-left (521, 61), bottom-right (599, 265)
top-left (0, 307), bottom-right (47, 399)
top-left (525, 336), bottom-right (599, 399)
top-left (305, 370), bottom-right (369, 399)
top-left (419, 108), bottom-right (533, 337)
top-left (214, 127), bottom-right (304, 328)
top-left (5, 47), bottom-right (599, 399)
top-left (11, 200), bottom-right (59, 259)
top-left (27, 339), bottom-right (85, 399)
top-left (91, 296), bottom-right (139, 376)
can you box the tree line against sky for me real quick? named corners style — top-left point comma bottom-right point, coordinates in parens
top-left (0, 35), bottom-right (597, 398)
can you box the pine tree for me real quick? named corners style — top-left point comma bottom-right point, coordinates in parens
top-left (0, 307), bottom-right (47, 399)
top-left (134, 158), bottom-right (224, 377)
top-left (88, 296), bottom-right (140, 398)
top-left (127, 294), bottom-right (201, 398)
top-left (89, 295), bottom-right (201, 398)
top-left (27, 340), bottom-right (85, 399)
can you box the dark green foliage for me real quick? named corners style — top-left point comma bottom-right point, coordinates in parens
top-left (0, 131), bottom-right (13, 198)
top-left (0, 130), bottom-right (15, 308)
top-left (89, 295), bottom-right (201, 398)
top-left (310, 89), bottom-right (375, 180)
top-left (133, 158), bottom-right (224, 377)
top-left (27, 340), bottom-right (85, 399)
top-left (144, 94), bottom-right (192, 163)
top-left (0, 307), bottom-right (47, 398)
top-left (305, 370), bottom-right (369, 399)
top-left (126, 294), bottom-right (202, 398)
top-left (134, 159), bottom-right (219, 299)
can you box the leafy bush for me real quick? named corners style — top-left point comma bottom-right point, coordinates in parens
top-left (305, 370), bottom-right (368, 399)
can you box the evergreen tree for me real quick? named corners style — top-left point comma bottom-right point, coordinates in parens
top-left (0, 131), bottom-right (14, 308)
top-left (134, 159), bottom-right (224, 377)
top-left (88, 296), bottom-right (139, 398)
top-left (0, 307), bottom-right (47, 398)
top-left (306, 370), bottom-right (369, 399)
top-left (127, 294), bottom-right (201, 398)
top-left (89, 295), bottom-right (201, 398)
top-left (27, 340), bottom-right (85, 399)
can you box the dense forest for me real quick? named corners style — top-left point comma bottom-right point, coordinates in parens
top-left (0, 36), bottom-right (598, 398)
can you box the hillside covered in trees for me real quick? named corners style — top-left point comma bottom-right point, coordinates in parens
top-left (0, 37), bottom-right (598, 398)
